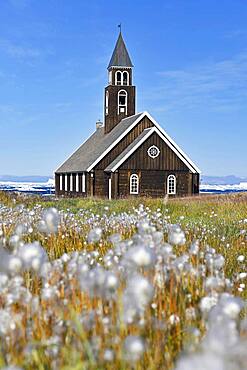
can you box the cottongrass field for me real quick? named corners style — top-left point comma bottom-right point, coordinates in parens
top-left (0, 191), bottom-right (246, 370)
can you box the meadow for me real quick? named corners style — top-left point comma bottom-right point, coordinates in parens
top-left (0, 191), bottom-right (246, 370)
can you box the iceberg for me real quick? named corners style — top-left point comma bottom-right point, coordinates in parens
top-left (0, 178), bottom-right (55, 195)
top-left (200, 182), bottom-right (247, 193)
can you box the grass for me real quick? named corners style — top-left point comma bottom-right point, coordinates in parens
top-left (0, 191), bottom-right (246, 369)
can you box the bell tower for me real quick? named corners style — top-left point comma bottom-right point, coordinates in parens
top-left (104, 32), bottom-right (136, 134)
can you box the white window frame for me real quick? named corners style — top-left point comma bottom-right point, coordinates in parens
top-left (109, 70), bottom-right (112, 85)
top-left (147, 145), bottom-right (160, 159)
top-left (108, 178), bottom-right (112, 200)
top-left (115, 70), bottom-right (129, 86)
top-left (122, 71), bottom-right (129, 86)
top-left (105, 90), bottom-right (109, 115)
top-left (82, 173), bottom-right (86, 192)
top-left (118, 89), bottom-right (127, 115)
top-left (167, 175), bottom-right (176, 195)
top-left (59, 174), bottom-right (63, 191)
top-left (130, 174), bottom-right (139, 195)
top-left (65, 174), bottom-right (68, 192)
top-left (70, 174), bottom-right (73, 192)
top-left (76, 174), bottom-right (79, 192)
top-left (116, 70), bottom-right (122, 85)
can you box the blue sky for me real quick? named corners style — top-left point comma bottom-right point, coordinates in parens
top-left (0, 0), bottom-right (247, 177)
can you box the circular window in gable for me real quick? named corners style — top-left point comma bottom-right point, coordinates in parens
top-left (147, 145), bottom-right (160, 159)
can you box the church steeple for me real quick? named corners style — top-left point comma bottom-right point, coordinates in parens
top-left (104, 31), bottom-right (136, 134)
top-left (108, 32), bottom-right (133, 69)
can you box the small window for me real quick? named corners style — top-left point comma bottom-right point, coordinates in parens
top-left (65, 174), bottom-right (68, 192)
top-left (123, 71), bottom-right (129, 85)
top-left (76, 174), bottom-right (79, 192)
top-left (167, 175), bottom-right (176, 195)
top-left (119, 94), bottom-right (126, 105)
top-left (109, 71), bottom-right (112, 85)
top-left (106, 91), bottom-right (109, 115)
top-left (147, 145), bottom-right (160, 159)
top-left (116, 71), bottom-right (122, 85)
top-left (59, 174), bottom-right (63, 191)
top-left (70, 174), bottom-right (73, 192)
top-left (118, 90), bottom-right (127, 115)
top-left (130, 174), bottom-right (139, 194)
top-left (82, 173), bottom-right (86, 192)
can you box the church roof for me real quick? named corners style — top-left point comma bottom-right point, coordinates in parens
top-left (108, 32), bottom-right (133, 69)
top-left (56, 112), bottom-right (142, 173)
top-left (56, 111), bottom-right (201, 174)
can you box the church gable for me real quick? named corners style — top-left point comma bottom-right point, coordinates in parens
top-left (114, 129), bottom-right (190, 171)
top-left (105, 123), bottom-right (199, 173)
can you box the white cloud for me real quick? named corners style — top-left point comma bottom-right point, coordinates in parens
top-left (150, 52), bottom-right (247, 112)
top-left (0, 39), bottom-right (41, 59)
top-left (0, 104), bottom-right (16, 114)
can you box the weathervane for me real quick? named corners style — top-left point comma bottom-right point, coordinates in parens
top-left (118, 23), bottom-right (122, 33)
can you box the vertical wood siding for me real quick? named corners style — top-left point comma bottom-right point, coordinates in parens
top-left (95, 116), bottom-right (154, 170)
top-left (120, 132), bottom-right (189, 171)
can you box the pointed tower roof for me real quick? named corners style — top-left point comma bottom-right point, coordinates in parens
top-left (108, 32), bottom-right (133, 69)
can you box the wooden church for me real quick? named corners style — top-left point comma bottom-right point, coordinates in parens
top-left (55, 32), bottom-right (200, 198)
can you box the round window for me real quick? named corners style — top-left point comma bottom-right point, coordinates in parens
top-left (147, 145), bottom-right (160, 159)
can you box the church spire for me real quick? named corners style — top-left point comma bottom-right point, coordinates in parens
top-left (104, 31), bottom-right (136, 134)
top-left (108, 31), bottom-right (133, 69)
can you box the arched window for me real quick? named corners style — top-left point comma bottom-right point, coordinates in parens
top-left (123, 71), bottom-right (129, 85)
top-left (105, 90), bottom-right (109, 115)
top-left (130, 174), bottom-right (139, 194)
top-left (167, 175), bottom-right (176, 195)
top-left (116, 71), bottom-right (122, 85)
top-left (118, 90), bottom-right (127, 115)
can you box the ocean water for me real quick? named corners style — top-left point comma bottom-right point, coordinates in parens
top-left (0, 179), bottom-right (247, 196)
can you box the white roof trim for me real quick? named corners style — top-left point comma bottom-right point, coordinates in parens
top-left (110, 127), bottom-right (199, 173)
top-left (110, 128), bottom-right (155, 171)
top-left (86, 111), bottom-right (200, 174)
top-left (143, 111), bottom-right (201, 174)
top-left (86, 112), bottom-right (146, 172)
top-left (109, 66), bottom-right (132, 69)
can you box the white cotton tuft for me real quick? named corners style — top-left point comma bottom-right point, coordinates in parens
top-left (124, 335), bottom-right (145, 362)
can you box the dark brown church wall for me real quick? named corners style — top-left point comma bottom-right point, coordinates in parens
top-left (121, 132), bottom-right (189, 171)
top-left (96, 116), bottom-right (154, 170)
top-left (112, 172), bottom-right (119, 198)
top-left (104, 85), bottom-right (136, 133)
top-left (139, 170), bottom-right (166, 197)
top-left (118, 170), bottom-right (194, 198)
top-left (93, 171), bottom-right (119, 198)
top-left (94, 170), bottom-right (109, 198)
top-left (55, 173), bottom-right (60, 195)
top-left (176, 172), bottom-right (191, 196)
top-left (192, 173), bottom-right (200, 194)
top-left (118, 170), bottom-right (130, 197)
